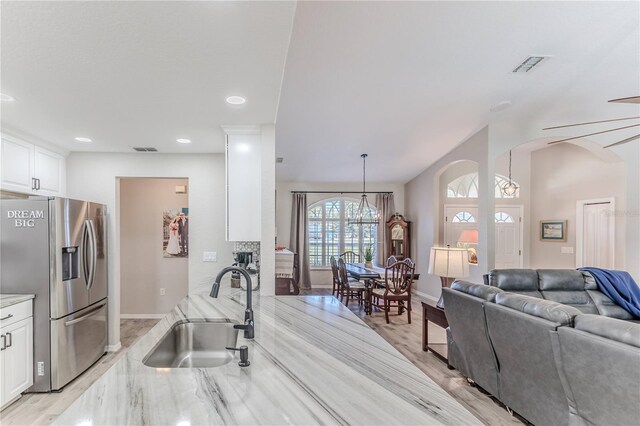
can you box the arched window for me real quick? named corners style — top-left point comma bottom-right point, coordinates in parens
top-left (447, 173), bottom-right (478, 198)
top-left (307, 199), bottom-right (378, 267)
top-left (495, 211), bottom-right (515, 223)
top-left (452, 211), bottom-right (476, 223)
top-left (447, 173), bottom-right (520, 198)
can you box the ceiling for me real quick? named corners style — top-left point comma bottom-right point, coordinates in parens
top-left (1, 1), bottom-right (639, 182)
top-left (0, 1), bottom-right (296, 153)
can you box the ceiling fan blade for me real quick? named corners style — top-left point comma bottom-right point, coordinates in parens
top-left (608, 96), bottom-right (640, 104)
top-left (603, 134), bottom-right (640, 148)
top-left (543, 116), bottom-right (640, 130)
top-left (547, 123), bottom-right (640, 145)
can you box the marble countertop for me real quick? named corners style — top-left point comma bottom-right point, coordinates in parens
top-left (0, 294), bottom-right (35, 309)
top-left (54, 283), bottom-right (479, 425)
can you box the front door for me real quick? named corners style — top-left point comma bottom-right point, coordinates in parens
top-left (494, 206), bottom-right (522, 268)
top-left (444, 205), bottom-right (523, 268)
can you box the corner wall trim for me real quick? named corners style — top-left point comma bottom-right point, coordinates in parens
top-left (413, 290), bottom-right (439, 303)
top-left (106, 342), bottom-right (122, 353)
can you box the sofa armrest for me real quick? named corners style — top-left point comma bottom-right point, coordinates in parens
top-left (495, 293), bottom-right (582, 325)
top-left (574, 314), bottom-right (640, 348)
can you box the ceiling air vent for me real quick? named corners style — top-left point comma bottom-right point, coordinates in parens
top-left (132, 147), bottom-right (158, 152)
top-left (512, 56), bottom-right (547, 73)
top-left (276, 157), bottom-right (284, 163)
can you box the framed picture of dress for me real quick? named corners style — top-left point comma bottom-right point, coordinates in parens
top-left (540, 220), bottom-right (567, 241)
top-left (163, 208), bottom-right (189, 257)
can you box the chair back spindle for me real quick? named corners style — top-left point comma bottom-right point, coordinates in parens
top-left (384, 258), bottom-right (415, 295)
top-left (340, 251), bottom-right (361, 264)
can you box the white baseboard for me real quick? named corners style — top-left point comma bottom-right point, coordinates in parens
top-left (106, 342), bottom-right (121, 353)
top-left (413, 290), bottom-right (439, 303)
top-left (120, 314), bottom-right (166, 319)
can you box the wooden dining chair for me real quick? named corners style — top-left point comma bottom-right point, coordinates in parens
top-left (340, 250), bottom-right (361, 264)
top-left (337, 258), bottom-right (366, 306)
top-left (370, 258), bottom-right (416, 324)
top-left (329, 256), bottom-right (341, 297)
top-left (370, 255), bottom-right (399, 296)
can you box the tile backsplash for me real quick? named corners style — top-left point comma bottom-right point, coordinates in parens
top-left (234, 241), bottom-right (260, 258)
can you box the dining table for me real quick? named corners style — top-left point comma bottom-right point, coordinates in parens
top-left (345, 263), bottom-right (420, 314)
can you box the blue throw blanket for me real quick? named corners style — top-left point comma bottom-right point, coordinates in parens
top-left (578, 267), bottom-right (640, 318)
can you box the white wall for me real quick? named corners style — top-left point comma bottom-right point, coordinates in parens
top-left (276, 180), bottom-right (405, 287)
top-left (66, 153), bottom-right (233, 348)
top-left (529, 143), bottom-right (626, 269)
top-left (405, 127), bottom-right (491, 300)
top-left (119, 178), bottom-right (189, 317)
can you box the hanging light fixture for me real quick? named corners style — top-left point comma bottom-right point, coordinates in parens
top-left (348, 154), bottom-right (380, 225)
top-left (502, 149), bottom-right (519, 197)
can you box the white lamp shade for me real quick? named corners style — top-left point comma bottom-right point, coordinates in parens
top-left (428, 247), bottom-right (470, 278)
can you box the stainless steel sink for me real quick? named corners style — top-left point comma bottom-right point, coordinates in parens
top-left (142, 319), bottom-right (239, 368)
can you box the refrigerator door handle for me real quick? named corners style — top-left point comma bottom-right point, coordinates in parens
top-left (64, 301), bottom-right (106, 327)
top-left (82, 220), bottom-right (90, 288)
top-left (87, 219), bottom-right (97, 290)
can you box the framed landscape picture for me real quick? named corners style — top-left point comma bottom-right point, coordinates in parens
top-left (540, 220), bottom-right (567, 241)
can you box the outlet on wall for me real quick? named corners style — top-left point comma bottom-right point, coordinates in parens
top-left (561, 247), bottom-right (574, 254)
top-left (203, 251), bottom-right (217, 262)
top-left (160, 288), bottom-right (166, 296)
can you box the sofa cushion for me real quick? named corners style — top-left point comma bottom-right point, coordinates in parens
top-left (451, 280), bottom-right (503, 302)
top-left (537, 269), bottom-right (598, 313)
top-left (495, 293), bottom-right (582, 326)
top-left (538, 269), bottom-right (586, 290)
top-left (488, 269), bottom-right (542, 298)
top-left (574, 314), bottom-right (640, 348)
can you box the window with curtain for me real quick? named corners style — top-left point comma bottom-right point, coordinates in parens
top-left (308, 198), bottom-right (378, 267)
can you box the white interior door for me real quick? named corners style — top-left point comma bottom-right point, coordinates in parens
top-left (494, 206), bottom-right (522, 268)
top-left (577, 199), bottom-right (614, 268)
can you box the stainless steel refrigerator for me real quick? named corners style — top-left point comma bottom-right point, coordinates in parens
top-left (1, 197), bottom-right (108, 392)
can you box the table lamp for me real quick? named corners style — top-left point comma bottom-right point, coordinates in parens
top-left (428, 246), bottom-right (470, 308)
top-left (457, 229), bottom-right (478, 264)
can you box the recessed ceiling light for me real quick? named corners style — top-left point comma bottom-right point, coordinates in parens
top-left (176, 138), bottom-right (191, 144)
top-left (74, 137), bottom-right (92, 143)
top-left (490, 100), bottom-right (512, 112)
top-left (226, 96), bottom-right (246, 105)
top-left (0, 93), bottom-right (15, 102)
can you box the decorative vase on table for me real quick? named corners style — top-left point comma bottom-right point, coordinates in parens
top-left (365, 261), bottom-right (373, 268)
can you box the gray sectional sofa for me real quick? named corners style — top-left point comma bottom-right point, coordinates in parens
top-left (443, 269), bottom-right (640, 426)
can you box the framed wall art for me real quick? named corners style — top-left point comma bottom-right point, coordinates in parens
top-left (540, 220), bottom-right (567, 242)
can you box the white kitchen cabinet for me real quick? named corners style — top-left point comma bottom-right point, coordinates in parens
top-left (0, 300), bottom-right (34, 410)
top-left (1, 135), bottom-right (66, 196)
top-left (224, 127), bottom-right (262, 241)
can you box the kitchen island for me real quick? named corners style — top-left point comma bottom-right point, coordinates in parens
top-left (54, 283), bottom-right (480, 425)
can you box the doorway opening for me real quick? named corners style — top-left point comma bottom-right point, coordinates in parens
top-left (444, 204), bottom-right (523, 269)
top-left (119, 177), bottom-right (189, 318)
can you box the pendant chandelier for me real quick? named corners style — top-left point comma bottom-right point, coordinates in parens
top-left (348, 153), bottom-right (380, 225)
top-left (502, 149), bottom-right (519, 197)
